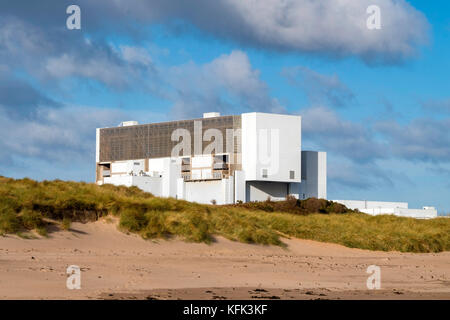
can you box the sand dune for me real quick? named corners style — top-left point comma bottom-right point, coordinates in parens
top-left (0, 218), bottom-right (449, 300)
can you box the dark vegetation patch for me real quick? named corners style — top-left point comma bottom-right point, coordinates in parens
top-left (230, 196), bottom-right (351, 215)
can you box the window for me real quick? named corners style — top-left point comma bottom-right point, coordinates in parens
top-left (290, 170), bottom-right (295, 179)
top-left (262, 169), bottom-right (268, 178)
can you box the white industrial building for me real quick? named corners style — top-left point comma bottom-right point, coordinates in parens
top-left (95, 111), bottom-right (437, 218)
top-left (96, 112), bottom-right (326, 204)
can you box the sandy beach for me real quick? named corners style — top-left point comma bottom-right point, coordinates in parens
top-left (0, 218), bottom-right (449, 300)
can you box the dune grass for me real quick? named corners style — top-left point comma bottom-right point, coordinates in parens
top-left (0, 176), bottom-right (449, 253)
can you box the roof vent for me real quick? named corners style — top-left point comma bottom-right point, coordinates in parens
top-left (203, 112), bottom-right (220, 118)
top-left (119, 121), bottom-right (138, 127)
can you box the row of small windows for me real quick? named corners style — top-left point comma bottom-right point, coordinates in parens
top-left (261, 169), bottom-right (296, 179)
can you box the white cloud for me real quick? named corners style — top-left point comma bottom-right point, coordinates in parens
top-left (0, 105), bottom-right (126, 164)
top-left (45, 50), bottom-right (154, 89)
top-left (86, 0), bottom-right (429, 64)
top-left (206, 51), bottom-right (265, 96)
top-left (167, 50), bottom-right (284, 119)
top-left (45, 53), bottom-right (126, 87)
top-left (0, 0), bottom-right (430, 65)
top-left (120, 45), bottom-right (153, 66)
top-left (216, 0), bottom-right (429, 63)
top-left (0, 17), bottom-right (159, 90)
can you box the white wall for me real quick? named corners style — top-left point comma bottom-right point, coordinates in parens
top-left (176, 178), bottom-right (185, 200)
top-left (111, 162), bottom-right (129, 174)
top-left (103, 175), bottom-right (162, 196)
top-left (298, 151), bottom-right (327, 199)
top-left (242, 112), bottom-right (301, 183)
top-left (359, 208), bottom-right (396, 215)
top-left (104, 175), bottom-right (133, 187)
top-left (222, 176), bottom-right (234, 204)
top-left (359, 207), bottom-right (437, 219)
top-left (334, 200), bottom-right (408, 210)
top-left (395, 208), bottom-right (437, 219)
top-left (246, 181), bottom-right (289, 202)
top-left (111, 160), bottom-right (145, 175)
top-left (234, 171), bottom-right (246, 203)
top-left (241, 113), bottom-right (257, 180)
top-left (333, 199), bottom-right (436, 219)
top-left (185, 180), bottom-right (222, 204)
top-left (148, 158), bottom-right (166, 173)
top-left (161, 158), bottom-right (181, 198)
top-left (192, 155), bottom-right (212, 168)
top-left (105, 157), bottom-right (180, 198)
top-left (133, 176), bottom-right (162, 196)
top-left (317, 152), bottom-right (327, 199)
top-left (184, 178), bottom-right (234, 205)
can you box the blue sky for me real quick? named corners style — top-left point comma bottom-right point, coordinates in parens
top-left (0, 1), bottom-right (449, 213)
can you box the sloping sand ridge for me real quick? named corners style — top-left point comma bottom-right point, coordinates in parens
top-left (0, 218), bottom-right (449, 299)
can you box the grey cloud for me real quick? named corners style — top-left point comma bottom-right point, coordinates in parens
top-left (375, 118), bottom-right (450, 162)
top-left (0, 0), bottom-right (429, 64)
top-left (0, 15), bottom-right (160, 91)
top-left (328, 158), bottom-right (416, 195)
top-left (420, 98), bottom-right (450, 114)
top-left (44, 50), bottom-right (151, 89)
top-left (102, 0), bottom-right (430, 64)
top-left (0, 74), bottom-right (61, 119)
top-left (374, 96), bottom-right (404, 120)
top-left (300, 105), bottom-right (450, 193)
top-left (301, 105), bottom-right (450, 167)
top-left (328, 161), bottom-right (394, 191)
top-left (427, 165), bottom-right (450, 178)
top-left (300, 106), bottom-right (386, 163)
top-left (283, 66), bottom-right (355, 107)
top-left (0, 106), bottom-right (126, 166)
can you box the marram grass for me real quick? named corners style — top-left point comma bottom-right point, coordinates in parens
top-left (0, 176), bottom-right (449, 253)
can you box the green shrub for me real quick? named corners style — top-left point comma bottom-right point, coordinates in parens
top-left (0, 208), bottom-right (20, 234)
top-left (141, 211), bottom-right (168, 239)
top-left (119, 208), bottom-right (147, 232)
top-left (20, 209), bottom-right (45, 229)
top-left (62, 217), bottom-right (71, 230)
top-left (36, 226), bottom-right (48, 237)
